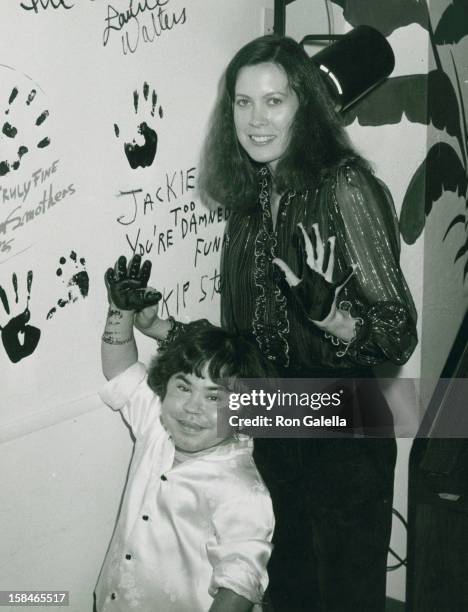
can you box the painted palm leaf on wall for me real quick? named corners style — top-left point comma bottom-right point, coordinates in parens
top-left (330, 0), bottom-right (468, 279)
top-left (342, 71), bottom-right (462, 150)
top-left (399, 142), bottom-right (467, 245)
top-left (329, 0), bottom-right (429, 36)
top-left (433, 0), bottom-right (468, 44)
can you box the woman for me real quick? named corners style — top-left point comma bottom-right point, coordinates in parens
top-left (138, 35), bottom-right (417, 612)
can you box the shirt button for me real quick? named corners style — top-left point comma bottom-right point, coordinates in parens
top-left (125, 554), bottom-right (132, 560)
top-left (160, 474), bottom-right (167, 481)
top-left (142, 515), bottom-right (149, 521)
top-left (110, 593), bottom-right (116, 600)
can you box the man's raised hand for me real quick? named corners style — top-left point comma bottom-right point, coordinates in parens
top-left (105, 255), bottom-right (161, 311)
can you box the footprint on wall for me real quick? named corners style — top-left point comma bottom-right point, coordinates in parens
top-left (46, 251), bottom-right (89, 319)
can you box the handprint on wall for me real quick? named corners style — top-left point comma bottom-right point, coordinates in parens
top-left (0, 271), bottom-right (41, 363)
top-left (114, 82), bottom-right (163, 170)
top-left (46, 251), bottom-right (89, 319)
top-left (0, 84), bottom-right (50, 177)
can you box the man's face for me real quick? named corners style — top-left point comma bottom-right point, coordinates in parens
top-left (160, 367), bottom-right (230, 453)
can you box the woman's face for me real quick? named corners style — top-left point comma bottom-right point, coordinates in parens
top-left (234, 62), bottom-right (299, 173)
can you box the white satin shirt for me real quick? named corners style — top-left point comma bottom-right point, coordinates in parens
top-left (95, 362), bottom-right (274, 611)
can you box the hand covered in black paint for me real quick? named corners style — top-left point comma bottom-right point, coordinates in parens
top-left (105, 255), bottom-right (161, 311)
top-left (273, 223), bottom-right (355, 324)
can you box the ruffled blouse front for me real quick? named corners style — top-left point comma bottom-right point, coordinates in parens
top-left (221, 163), bottom-right (417, 374)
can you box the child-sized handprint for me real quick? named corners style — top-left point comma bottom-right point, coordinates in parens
top-left (0, 270), bottom-right (41, 363)
top-left (114, 82), bottom-right (163, 170)
top-left (0, 85), bottom-right (50, 177)
top-left (46, 251), bottom-right (89, 319)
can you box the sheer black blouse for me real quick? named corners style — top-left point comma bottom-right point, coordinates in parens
top-left (220, 163), bottom-right (418, 375)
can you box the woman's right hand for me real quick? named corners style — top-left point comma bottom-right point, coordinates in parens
top-left (273, 223), bottom-right (354, 324)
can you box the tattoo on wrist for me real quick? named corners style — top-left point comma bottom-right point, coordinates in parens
top-left (102, 333), bottom-right (134, 345)
top-left (108, 308), bottom-right (123, 319)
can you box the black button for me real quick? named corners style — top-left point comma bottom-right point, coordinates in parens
top-left (110, 593), bottom-right (116, 600)
top-left (142, 515), bottom-right (149, 521)
top-left (125, 554), bottom-right (132, 560)
top-left (160, 474), bottom-right (167, 481)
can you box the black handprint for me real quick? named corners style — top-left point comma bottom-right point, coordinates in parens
top-left (114, 82), bottom-right (163, 170)
top-left (105, 254), bottom-right (161, 311)
top-left (0, 271), bottom-right (41, 363)
top-left (46, 251), bottom-right (89, 319)
top-left (0, 86), bottom-right (50, 177)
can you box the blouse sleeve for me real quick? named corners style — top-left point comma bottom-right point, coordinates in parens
top-left (319, 164), bottom-right (418, 366)
top-left (99, 362), bottom-right (162, 438)
top-left (206, 492), bottom-right (274, 604)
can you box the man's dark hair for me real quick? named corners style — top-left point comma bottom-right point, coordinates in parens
top-left (147, 320), bottom-right (277, 399)
top-left (198, 34), bottom-right (369, 212)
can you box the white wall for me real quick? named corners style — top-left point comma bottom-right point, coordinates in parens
top-left (0, 2), bottom-right (272, 610)
top-left (0, 409), bottom-right (131, 612)
top-left (0, 0), bottom-right (270, 434)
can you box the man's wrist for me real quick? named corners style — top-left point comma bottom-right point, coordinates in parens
top-left (156, 317), bottom-right (185, 350)
top-left (106, 303), bottom-right (135, 322)
top-left (134, 314), bottom-right (171, 340)
top-left (103, 303), bottom-right (135, 344)
top-left (155, 318), bottom-right (173, 338)
top-left (107, 300), bottom-right (134, 313)
top-left (102, 332), bottom-right (134, 345)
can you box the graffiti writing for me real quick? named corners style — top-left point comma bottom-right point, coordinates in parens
top-left (116, 167), bottom-right (195, 224)
top-left (103, 0), bottom-right (187, 55)
top-left (0, 183), bottom-right (76, 238)
top-left (20, 0), bottom-right (73, 13)
top-left (194, 236), bottom-right (222, 268)
top-left (125, 224), bottom-right (173, 256)
top-left (1, 160), bottom-right (59, 205)
top-left (115, 167), bottom-right (227, 264)
top-left (157, 267), bottom-right (221, 316)
top-left (0, 158), bottom-right (76, 256)
top-left (114, 164), bottom-right (225, 317)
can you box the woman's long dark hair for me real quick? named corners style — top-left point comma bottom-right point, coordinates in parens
top-left (198, 35), bottom-right (369, 212)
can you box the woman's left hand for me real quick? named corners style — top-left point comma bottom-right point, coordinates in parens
top-left (273, 223), bottom-right (354, 325)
